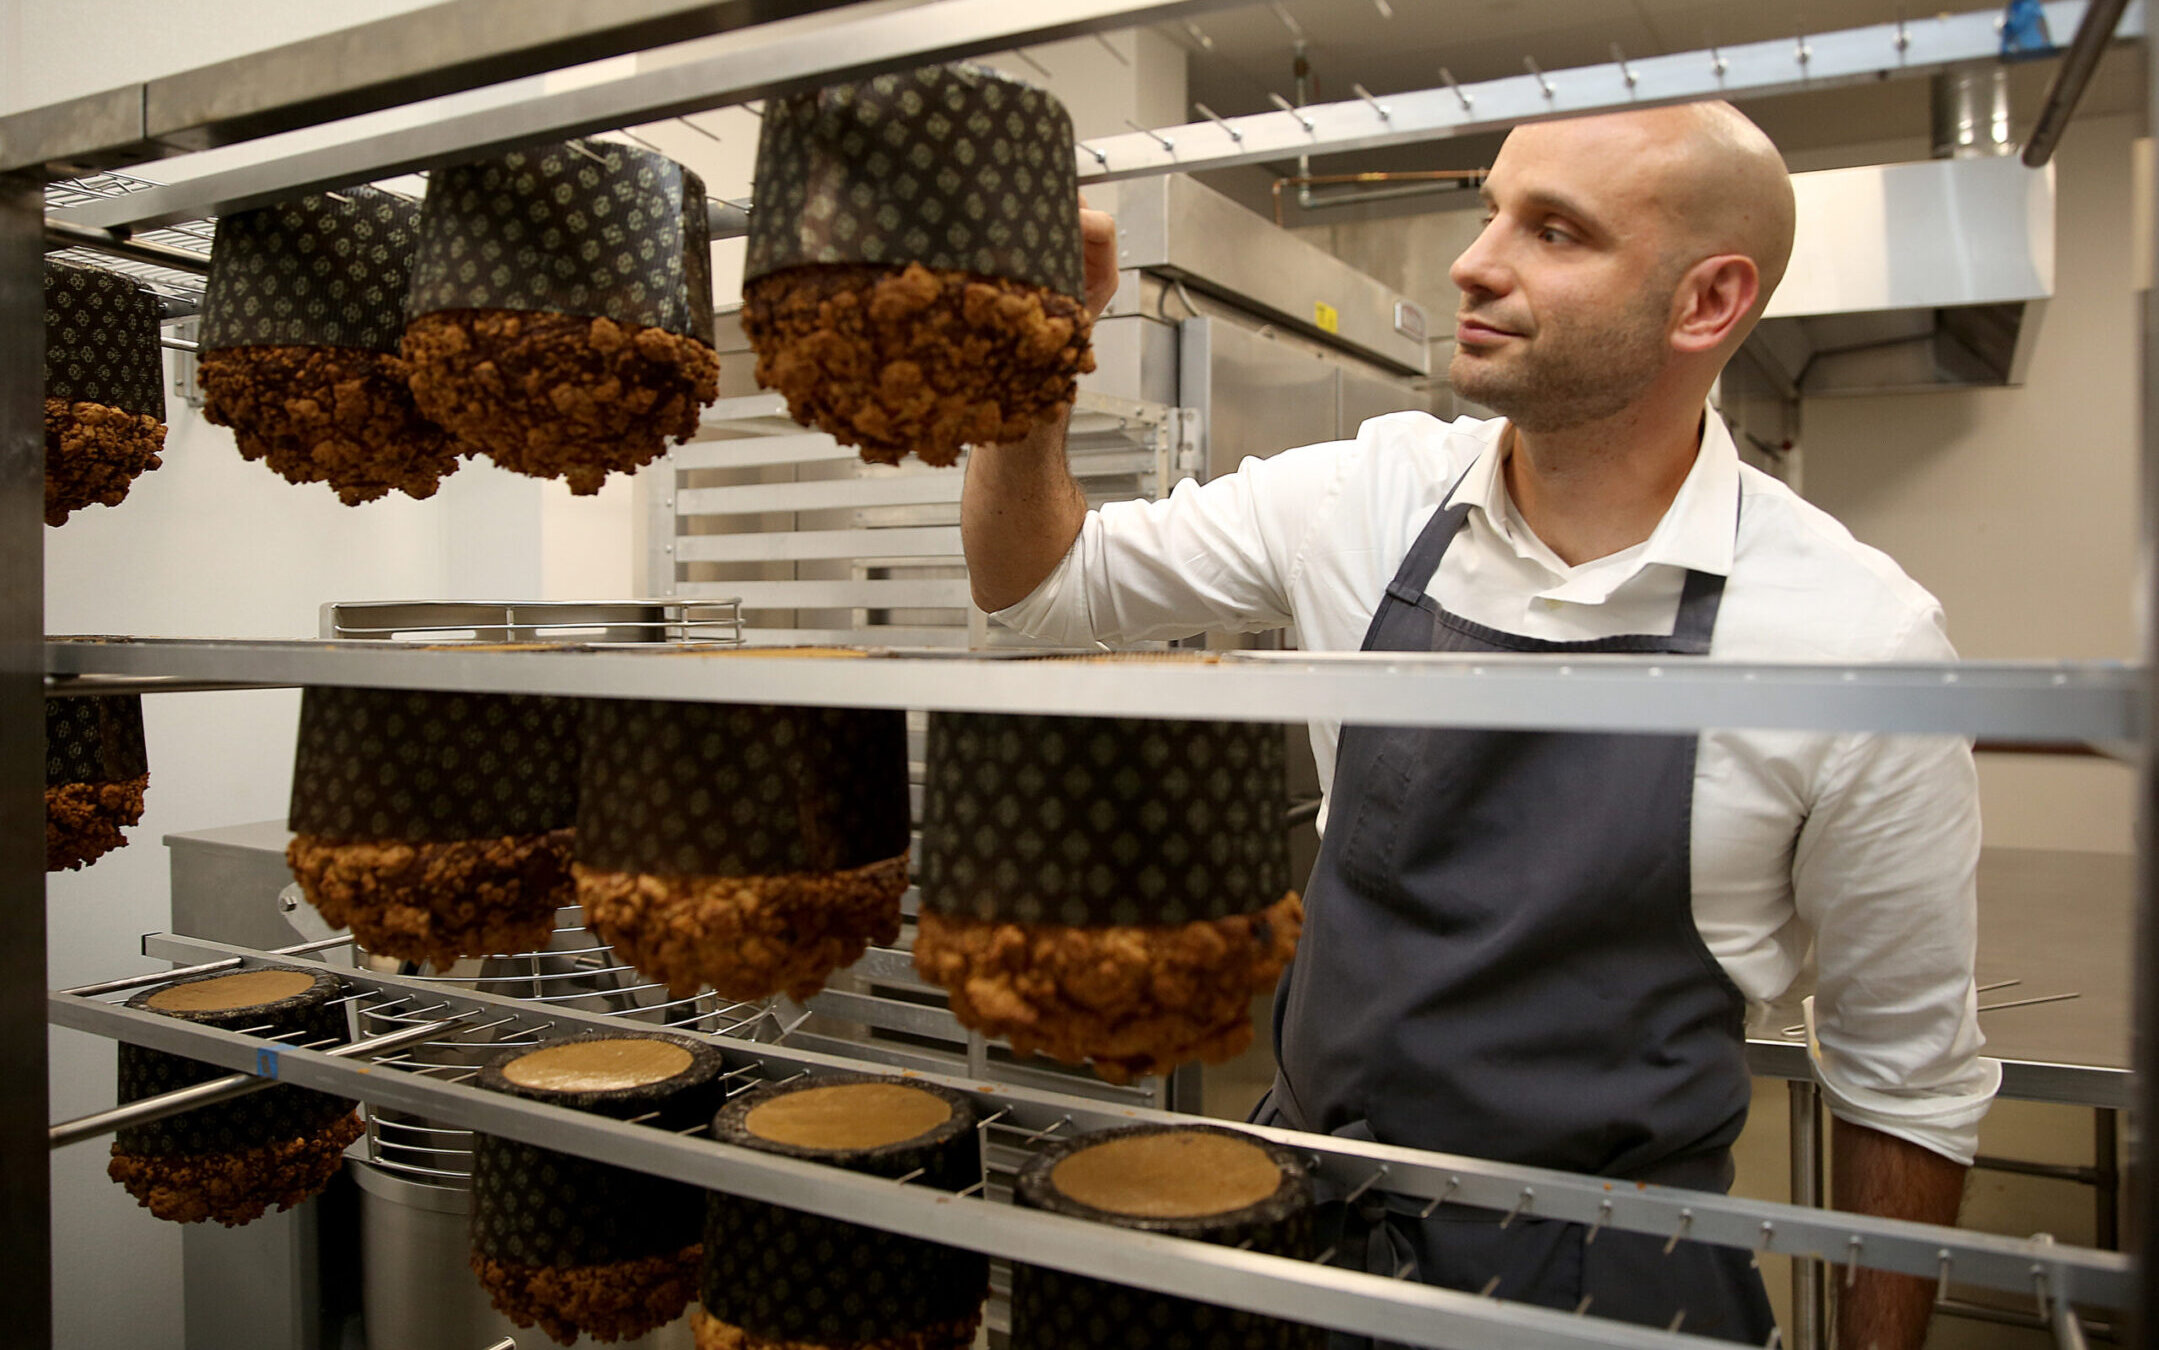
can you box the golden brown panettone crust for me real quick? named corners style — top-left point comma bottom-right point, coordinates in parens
top-left (44, 397), bottom-right (165, 525)
top-left (286, 829), bottom-right (575, 966)
top-left (742, 263), bottom-right (1094, 468)
top-left (107, 1110), bottom-right (362, 1227)
top-left (403, 308), bottom-right (719, 495)
top-left (576, 853), bottom-right (909, 1003)
top-left (45, 772), bottom-right (147, 872)
top-left (473, 1244), bottom-right (702, 1345)
top-left (913, 892), bottom-right (1304, 1084)
top-left (198, 345), bottom-right (459, 504)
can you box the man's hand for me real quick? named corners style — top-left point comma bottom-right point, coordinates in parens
top-left (1079, 194), bottom-right (1119, 318)
top-left (1832, 1117), bottom-right (1968, 1350)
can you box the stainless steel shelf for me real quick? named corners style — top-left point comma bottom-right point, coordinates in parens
top-left (49, 934), bottom-right (2133, 1336)
top-left (43, 637), bottom-right (2141, 743)
top-left (27, 0), bottom-right (1246, 224)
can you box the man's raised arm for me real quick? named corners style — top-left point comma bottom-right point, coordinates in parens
top-left (962, 201), bottom-right (1121, 613)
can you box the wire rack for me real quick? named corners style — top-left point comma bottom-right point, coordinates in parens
top-left (49, 935), bottom-right (2134, 1350)
top-left (344, 900), bottom-right (773, 1184)
top-left (43, 171), bottom-right (214, 312)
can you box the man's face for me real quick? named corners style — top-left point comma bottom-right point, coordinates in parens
top-left (1447, 119), bottom-right (1685, 432)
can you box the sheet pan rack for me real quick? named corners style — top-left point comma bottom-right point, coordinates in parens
top-left (49, 934), bottom-right (2136, 1350)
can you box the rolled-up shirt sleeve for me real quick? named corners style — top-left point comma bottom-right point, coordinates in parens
top-left (993, 442), bottom-right (1347, 646)
top-left (1793, 607), bottom-right (1998, 1165)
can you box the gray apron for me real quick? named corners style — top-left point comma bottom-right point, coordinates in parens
top-left (1256, 488), bottom-right (1776, 1346)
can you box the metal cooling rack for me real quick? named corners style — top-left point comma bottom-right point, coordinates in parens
top-left (46, 934), bottom-right (2135, 1350)
top-left (43, 171), bottom-right (214, 313)
top-left (343, 899), bottom-right (772, 1183)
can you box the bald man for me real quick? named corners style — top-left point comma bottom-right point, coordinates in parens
top-left (966, 103), bottom-right (1988, 1350)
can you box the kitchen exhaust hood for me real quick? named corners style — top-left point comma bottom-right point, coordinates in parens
top-left (1734, 153), bottom-right (2055, 398)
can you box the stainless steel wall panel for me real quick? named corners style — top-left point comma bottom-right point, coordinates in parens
top-left (1121, 177), bottom-right (1428, 375)
top-left (1080, 311), bottom-right (1181, 407)
top-left (1181, 317), bottom-right (1341, 483)
top-left (1338, 364), bottom-right (1431, 442)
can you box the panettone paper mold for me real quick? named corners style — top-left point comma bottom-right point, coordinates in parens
top-left (703, 1075), bottom-right (989, 1346)
top-left (746, 63), bottom-right (1084, 299)
top-left (45, 261), bottom-right (166, 421)
top-left (576, 700), bottom-right (911, 877)
top-left (200, 186), bottom-right (424, 354)
top-left (46, 694), bottom-right (147, 786)
top-left (408, 137), bottom-right (716, 345)
top-left (470, 1030), bottom-right (725, 1269)
top-left (287, 687), bottom-right (583, 843)
top-left (921, 713), bottom-right (1292, 927)
top-left (115, 967), bottom-right (354, 1158)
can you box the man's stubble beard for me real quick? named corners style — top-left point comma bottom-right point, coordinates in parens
top-left (1448, 284), bottom-right (1675, 433)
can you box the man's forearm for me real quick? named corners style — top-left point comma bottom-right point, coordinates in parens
top-left (961, 407), bottom-right (1089, 612)
top-left (1832, 1116), bottom-right (1968, 1350)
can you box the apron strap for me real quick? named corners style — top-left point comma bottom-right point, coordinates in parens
top-left (1357, 456), bottom-right (1481, 650)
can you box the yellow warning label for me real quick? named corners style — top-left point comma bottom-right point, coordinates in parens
top-left (1314, 301), bottom-right (1340, 334)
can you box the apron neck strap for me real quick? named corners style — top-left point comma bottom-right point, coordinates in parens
top-left (1374, 461), bottom-right (1739, 651)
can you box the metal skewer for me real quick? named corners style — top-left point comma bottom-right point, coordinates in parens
top-left (49, 1015), bottom-right (467, 1149)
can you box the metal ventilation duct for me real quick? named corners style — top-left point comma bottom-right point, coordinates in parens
top-left (1734, 91), bottom-right (2055, 400)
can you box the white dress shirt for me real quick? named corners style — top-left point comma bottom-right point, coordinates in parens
top-left (998, 409), bottom-right (1997, 1164)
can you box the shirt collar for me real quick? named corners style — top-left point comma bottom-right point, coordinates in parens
top-left (1448, 406), bottom-right (1741, 587)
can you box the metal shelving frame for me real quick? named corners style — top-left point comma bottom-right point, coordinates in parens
top-left (46, 936), bottom-right (2139, 1348)
top-left (5, 2), bottom-right (2153, 1347)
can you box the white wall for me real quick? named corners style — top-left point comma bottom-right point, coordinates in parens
top-left (19, 11), bottom-right (1185, 1345)
top-left (1800, 114), bottom-right (2144, 854)
top-left (11, 7), bottom-right (634, 1345)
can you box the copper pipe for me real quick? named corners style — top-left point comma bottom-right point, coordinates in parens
top-left (1272, 169), bottom-right (1485, 226)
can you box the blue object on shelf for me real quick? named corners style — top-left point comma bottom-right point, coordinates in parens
top-left (2001, 0), bottom-right (2056, 58)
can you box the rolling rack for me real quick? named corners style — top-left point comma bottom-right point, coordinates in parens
top-left (6, 2), bottom-right (2155, 1348)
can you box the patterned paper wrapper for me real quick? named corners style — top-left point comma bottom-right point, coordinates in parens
top-left (470, 1031), bottom-right (726, 1343)
top-left (109, 967), bottom-right (362, 1227)
top-left (44, 261), bottom-right (168, 524)
top-left (47, 694), bottom-right (148, 788)
top-left (701, 1075), bottom-right (987, 1347)
top-left (576, 700), bottom-right (909, 878)
top-left (1010, 1124), bottom-right (1323, 1350)
top-left (911, 700), bottom-right (1300, 1081)
top-left (920, 712), bottom-right (1290, 927)
top-left (288, 687), bottom-right (583, 843)
top-left (285, 688), bottom-right (584, 964)
top-left (200, 187), bottom-right (423, 355)
top-left (574, 698), bottom-right (913, 1001)
top-left (45, 694), bottom-right (149, 872)
top-left (745, 64), bottom-right (1083, 299)
top-left (47, 261), bottom-right (166, 420)
top-left (407, 139), bottom-right (714, 344)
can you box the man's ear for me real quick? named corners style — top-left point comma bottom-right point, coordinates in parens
top-left (1670, 254), bottom-right (1760, 355)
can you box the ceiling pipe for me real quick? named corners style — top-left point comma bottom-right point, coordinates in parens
top-left (2022, 0), bottom-right (2131, 166)
top-left (1272, 169), bottom-right (1485, 227)
top-left (1931, 63), bottom-right (2016, 158)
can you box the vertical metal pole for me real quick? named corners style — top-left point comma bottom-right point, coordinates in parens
top-left (2134, 39), bottom-right (2159, 1349)
top-left (2135, 219), bottom-right (2159, 1350)
top-left (0, 168), bottom-right (51, 1348)
top-left (2095, 1108), bottom-right (2120, 1251)
top-left (1789, 1078), bottom-right (1826, 1350)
